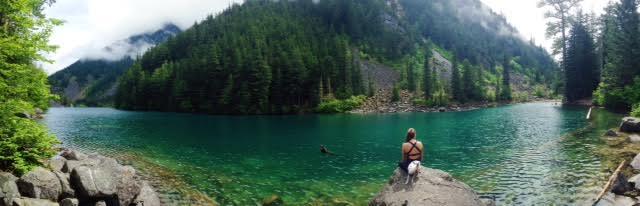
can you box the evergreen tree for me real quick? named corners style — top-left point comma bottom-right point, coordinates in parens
top-left (407, 61), bottom-right (417, 92)
top-left (423, 51), bottom-right (434, 99)
top-left (501, 56), bottom-right (513, 101)
top-left (564, 12), bottom-right (598, 103)
top-left (451, 57), bottom-right (463, 101)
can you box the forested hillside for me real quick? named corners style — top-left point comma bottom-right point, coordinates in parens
top-left (115, 0), bottom-right (556, 114)
top-left (48, 24), bottom-right (180, 106)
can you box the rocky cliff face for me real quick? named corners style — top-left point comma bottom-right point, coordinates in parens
top-left (370, 166), bottom-right (491, 206)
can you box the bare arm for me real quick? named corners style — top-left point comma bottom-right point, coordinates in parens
top-left (401, 143), bottom-right (406, 161)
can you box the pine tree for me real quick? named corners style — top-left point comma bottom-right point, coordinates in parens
top-left (423, 51), bottom-right (433, 99)
top-left (392, 84), bottom-right (401, 102)
top-left (451, 57), bottom-right (463, 101)
top-left (564, 12), bottom-right (598, 103)
top-left (407, 61), bottom-right (417, 92)
top-left (501, 56), bottom-right (513, 101)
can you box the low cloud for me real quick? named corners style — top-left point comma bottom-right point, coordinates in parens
top-left (42, 0), bottom-right (243, 74)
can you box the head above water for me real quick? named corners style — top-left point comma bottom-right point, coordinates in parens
top-left (405, 128), bottom-right (416, 142)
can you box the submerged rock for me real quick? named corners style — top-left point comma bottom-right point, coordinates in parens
top-left (370, 166), bottom-right (485, 206)
top-left (620, 117), bottom-right (640, 133)
top-left (17, 167), bottom-right (62, 202)
top-left (262, 195), bottom-right (283, 206)
top-left (630, 134), bottom-right (640, 143)
top-left (605, 129), bottom-right (618, 137)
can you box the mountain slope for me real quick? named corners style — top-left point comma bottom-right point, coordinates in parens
top-left (115, 0), bottom-right (555, 114)
top-left (48, 23), bottom-right (181, 106)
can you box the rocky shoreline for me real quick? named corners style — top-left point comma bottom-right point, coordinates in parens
top-left (352, 89), bottom-right (558, 114)
top-left (595, 117), bottom-right (640, 205)
top-left (0, 150), bottom-right (161, 206)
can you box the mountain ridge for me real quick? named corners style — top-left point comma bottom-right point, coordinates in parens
top-left (48, 23), bottom-right (181, 106)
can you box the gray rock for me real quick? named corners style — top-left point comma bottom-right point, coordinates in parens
top-left (620, 117), bottom-right (640, 133)
top-left (611, 173), bottom-right (632, 195)
top-left (93, 201), bottom-right (106, 206)
top-left (17, 167), bottom-right (61, 201)
top-left (47, 157), bottom-right (66, 173)
top-left (61, 158), bottom-right (99, 173)
top-left (605, 129), bottom-right (618, 137)
top-left (480, 198), bottom-right (496, 206)
top-left (370, 166), bottom-right (484, 206)
top-left (115, 166), bottom-right (140, 206)
top-left (0, 172), bottom-right (20, 206)
top-left (52, 172), bottom-right (74, 199)
top-left (60, 151), bottom-right (87, 161)
top-left (59, 198), bottom-right (78, 206)
top-left (133, 182), bottom-right (160, 206)
top-left (631, 153), bottom-right (640, 170)
top-left (629, 174), bottom-right (640, 188)
top-left (70, 166), bottom-right (116, 198)
top-left (630, 134), bottom-right (640, 143)
top-left (11, 198), bottom-right (59, 206)
top-left (595, 192), bottom-right (615, 206)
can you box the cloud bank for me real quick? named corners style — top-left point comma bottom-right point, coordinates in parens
top-left (42, 0), bottom-right (243, 74)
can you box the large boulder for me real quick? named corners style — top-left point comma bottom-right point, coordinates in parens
top-left (47, 157), bottom-right (67, 173)
top-left (620, 117), bottom-right (640, 133)
top-left (115, 166), bottom-right (141, 206)
top-left (52, 172), bottom-right (74, 199)
top-left (17, 167), bottom-right (61, 202)
top-left (70, 165), bottom-right (116, 198)
top-left (370, 166), bottom-right (485, 206)
top-left (11, 198), bottom-right (59, 206)
top-left (133, 182), bottom-right (160, 206)
top-left (0, 172), bottom-right (20, 206)
top-left (605, 129), bottom-right (618, 137)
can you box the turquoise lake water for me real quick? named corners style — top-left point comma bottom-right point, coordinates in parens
top-left (42, 102), bottom-right (621, 205)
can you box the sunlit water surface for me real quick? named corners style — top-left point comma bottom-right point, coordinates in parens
top-left (42, 103), bottom-right (621, 205)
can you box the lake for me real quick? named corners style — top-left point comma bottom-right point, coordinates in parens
top-left (42, 102), bottom-right (621, 205)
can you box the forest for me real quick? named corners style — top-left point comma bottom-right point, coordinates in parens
top-left (114, 0), bottom-right (556, 114)
top-left (546, 0), bottom-right (640, 114)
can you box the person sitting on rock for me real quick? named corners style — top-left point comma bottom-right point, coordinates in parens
top-left (399, 128), bottom-right (423, 183)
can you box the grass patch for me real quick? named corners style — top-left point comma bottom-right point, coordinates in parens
top-left (316, 96), bottom-right (367, 113)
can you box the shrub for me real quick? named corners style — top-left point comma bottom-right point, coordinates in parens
top-left (533, 85), bottom-right (550, 98)
top-left (316, 95), bottom-right (367, 113)
top-left (391, 85), bottom-right (400, 102)
top-left (632, 103), bottom-right (640, 118)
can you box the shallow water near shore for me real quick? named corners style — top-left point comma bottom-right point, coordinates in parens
top-left (42, 103), bottom-right (621, 205)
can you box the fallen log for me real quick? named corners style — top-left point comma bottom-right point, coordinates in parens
top-left (593, 160), bottom-right (627, 205)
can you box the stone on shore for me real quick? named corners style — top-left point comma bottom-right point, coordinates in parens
top-left (611, 173), bottom-right (632, 195)
top-left (620, 117), bottom-right (640, 133)
top-left (595, 192), bottom-right (638, 206)
top-left (0, 172), bottom-right (20, 206)
top-left (59, 198), bottom-right (78, 206)
top-left (262, 195), bottom-right (283, 206)
top-left (93, 201), bottom-right (106, 206)
top-left (60, 150), bottom-right (87, 161)
top-left (70, 165), bottom-right (116, 198)
top-left (115, 166), bottom-right (141, 206)
top-left (605, 129), bottom-right (618, 137)
top-left (630, 134), bottom-right (640, 143)
top-left (52, 171), bottom-right (74, 199)
top-left (11, 198), bottom-right (59, 206)
top-left (370, 166), bottom-right (485, 206)
top-left (133, 182), bottom-right (160, 206)
top-left (17, 167), bottom-right (62, 202)
top-left (630, 153), bottom-right (640, 170)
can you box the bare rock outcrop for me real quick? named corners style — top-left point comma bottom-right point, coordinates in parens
top-left (370, 166), bottom-right (486, 206)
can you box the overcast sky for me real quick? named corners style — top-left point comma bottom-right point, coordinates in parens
top-left (41, 0), bottom-right (613, 75)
